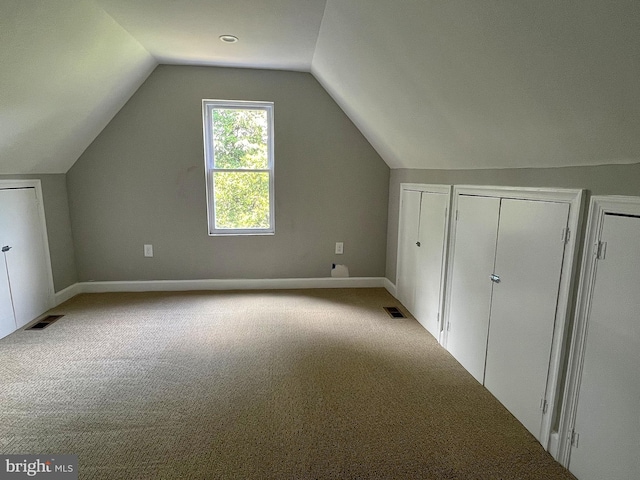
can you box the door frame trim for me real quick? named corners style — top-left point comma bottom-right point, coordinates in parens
top-left (396, 184), bottom-right (452, 344)
top-left (557, 195), bottom-right (640, 466)
top-left (442, 185), bottom-right (584, 453)
top-left (0, 179), bottom-right (55, 319)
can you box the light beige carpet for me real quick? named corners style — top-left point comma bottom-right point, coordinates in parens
top-left (0, 289), bottom-right (576, 479)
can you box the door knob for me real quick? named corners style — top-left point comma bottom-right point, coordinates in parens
top-left (416, 241), bottom-right (421, 247)
top-left (490, 273), bottom-right (501, 283)
top-left (1, 246), bottom-right (11, 253)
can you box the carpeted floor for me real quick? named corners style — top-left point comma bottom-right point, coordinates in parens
top-left (0, 289), bottom-right (576, 479)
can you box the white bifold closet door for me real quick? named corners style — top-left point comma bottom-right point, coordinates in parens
top-left (413, 192), bottom-right (448, 337)
top-left (446, 195), bottom-right (500, 382)
top-left (0, 252), bottom-right (16, 339)
top-left (568, 214), bottom-right (640, 480)
top-left (397, 190), bottom-right (421, 314)
top-left (0, 188), bottom-right (52, 332)
top-left (446, 195), bottom-right (569, 441)
top-left (397, 188), bottom-right (448, 338)
top-left (483, 199), bottom-right (569, 438)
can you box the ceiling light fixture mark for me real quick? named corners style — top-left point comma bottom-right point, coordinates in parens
top-left (219, 35), bottom-right (239, 44)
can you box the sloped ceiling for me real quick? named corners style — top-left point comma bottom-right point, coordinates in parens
top-left (313, 0), bottom-right (640, 169)
top-left (2, 0), bottom-right (639, 173)
top-left (0, 0), bottom-right (155, 174)
top-left (94, 0), bottom-right (328, 70)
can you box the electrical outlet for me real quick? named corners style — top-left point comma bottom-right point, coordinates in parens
top-left (335, 242), bottom-right (344, 255)
top-left (144, 244), bottom-right (153, 257)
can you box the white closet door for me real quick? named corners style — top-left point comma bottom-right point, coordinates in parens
top-left (0, 259), bottom-right (16, 340)
top-left (413, 192), bottom-right (448, 338)
top-left (446, 195), bottom-right (500, 383)
top-left (569, 214), bottom-right (640, 480)
top-left (397, 189), bottom-right (421, 313)
top-left (0, 198), bottom-right (17, 339)
top-left (483, 199), bottom-right (569, 440)
top-left (0, 188), bottom-right (52, 328)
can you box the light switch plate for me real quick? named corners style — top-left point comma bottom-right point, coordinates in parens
top-left (144, 244), bottom-right (153, 257)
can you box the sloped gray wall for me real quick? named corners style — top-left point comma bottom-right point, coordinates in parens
top-left (67, 66), bottom-right (389, 282)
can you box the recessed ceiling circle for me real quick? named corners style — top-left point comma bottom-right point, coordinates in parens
top-left (219, 35), bottom-right (239, 44)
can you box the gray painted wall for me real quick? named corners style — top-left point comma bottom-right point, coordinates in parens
top-left (67, 65), bottom-right (389, 282)
top-left (0, 174), bottom-right (78, 292)
top-left (386, 164), bottom-right (640, 282)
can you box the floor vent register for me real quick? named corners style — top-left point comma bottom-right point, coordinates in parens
top-left (26, 315), bottom-right (64, 330)
top-left (383, 307), bottom-right (406, 318)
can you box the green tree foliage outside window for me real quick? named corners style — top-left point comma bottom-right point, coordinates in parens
top-left (214, 171), bottom-right (270, 229)
top-left (213, 109), bottom-right (268, 169)
top-left (204, 102), bottom-right (274, 234)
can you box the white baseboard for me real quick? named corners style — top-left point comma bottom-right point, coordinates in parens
top-left (54, 283), bottom-right (83, 306)
top-left (55, 277), bottom-right (387, 300)
top-left (384, 278), bottom-right (397, 298)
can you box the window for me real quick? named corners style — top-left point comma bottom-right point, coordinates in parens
top-left (202, 100), bottom-right (275, 235)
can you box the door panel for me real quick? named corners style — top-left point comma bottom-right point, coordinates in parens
top-left (0, 188), bottom-right (51, 328)
top-left (413, 193), bottom-right (448, 338)
top-left (397, 190), bottom-right (421, 313)
top-left (0, 199), bottom-right (17, 339)
top-left (0, 259), bottom-right (16, 340)
top-left (569, 214), bottom-right (640, 480)
top-left (483, 199), bottom-right (569, 440)
top-left (446, 195), bottom-right (500, 383)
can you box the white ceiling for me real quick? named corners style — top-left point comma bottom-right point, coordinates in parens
top-left (0, 0), bottom-right (155, 174)
top-left (94, 0), bottom-right (328, 70)
top-left (313, 0), bottom-right (640, 169)
top-left (2, 0), bottom-right (640, 174)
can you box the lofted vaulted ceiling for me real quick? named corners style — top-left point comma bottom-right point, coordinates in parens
top-left (94, 0), bottom-right (328, 70)
top-left (2, 0), bottom-right (639, 174)
top-left (0, 0), bottom-right (155, 173)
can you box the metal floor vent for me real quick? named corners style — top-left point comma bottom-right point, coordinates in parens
top-left (26, 315), bottom-right (64, 330)
top-left (383, 306), bottom-right (406, 318)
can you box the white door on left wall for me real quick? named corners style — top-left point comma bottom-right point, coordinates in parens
top-left (0, 255), bottom-right (16, 339)
top-left (0, 187), bottom-right (52, 334)
top-left (397, 189), bottom-right (421, 314)
top-left (397, 185), bottom-right (451, 342)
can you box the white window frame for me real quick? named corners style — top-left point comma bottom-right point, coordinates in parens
top-left (202, 99), bottom-right (275, 236)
